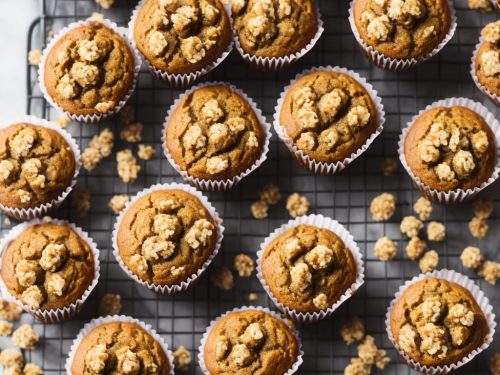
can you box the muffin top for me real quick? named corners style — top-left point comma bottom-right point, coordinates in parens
top-left (390, 278), bottom-right (489, 367)
top-left (231, 0), bottom-right (319, 58)
top-left (44, 21), bottom-right (135, 116)
top-left (0, 223), bottom-right (95, 311)
top-left (475, 21), bottom-right (500, 96)
top-left (71, 321), bottom-right (170, 375)
top-left (0, 123), bottom-right (76, 209)
top-left (404, 106), bottom-right (496, 191)
top-left (353, 0), bottom-right (452, 59)
top-left (133, 0), bottom-right (231, 74)
top-left (203, 309), bottom-right (298, 375)
top-left (166, 85), bottom-right (265, 180)
top-left (116, 189), bottom-right (218, 286)
top-left (261, 224), bottom-right (357, 313)
top-left (279, 71), bottom-right (378, 163)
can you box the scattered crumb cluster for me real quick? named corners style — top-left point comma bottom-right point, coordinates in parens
top-left (234, 254), bottom-right (255, 277)
top-left (210, 266), bottom-right (234, 290)
top-left (116, 149), bottom-right (141, 183)
top-left (98, 293), bottom-right (122, 316)
top-left (137, 144), bottom-right (156, 160)
top-left (381, 158), bottom-right (397, 176)
top-left (71, 188), bottom-right (90, 217)
top-left (108, 194), bottom-right (130, 214)
top-left (491, 353), bottom-right (500, 375)
top-left (468, 0), bottom-right (493, 11)
top-left (173, 346), bottom-right (191, 372)
top-left (286, 192), bottom-right (310, 218)
top-left (370, 193), bottom-right (396, 221)
top-left (95, 0), bottom-right (114, 9)
top-left (28, 50), bottom-right (42, 66)
top-left (81, 128), bottom-right (114, 171)
top-left (469, 198), bottom-right (492, 239)
top-left (52, 116), bottom-right (70, 129)
top-left (461, 246), bottom-right (500, 285)
top-left (250, 183), bottom-right (282, 220)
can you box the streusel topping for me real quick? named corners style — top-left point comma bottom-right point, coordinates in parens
top-left (478, 21), bottom-right (500, 80)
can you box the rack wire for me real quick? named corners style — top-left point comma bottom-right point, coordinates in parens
top-left (0, 0), bottom-right (498, 373)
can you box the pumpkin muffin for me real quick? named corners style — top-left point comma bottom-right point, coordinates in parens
top-left (116, 188), bottom-right (219, 286)
top-left (43, 21), bottom-right (136, 117)
top-left (390, 278), bottom-right (489, 367)
top-left (71, 321), bottom-right (170, 374)
top-left (132, 0), bottom-right (231, 75)
top-left (0, 123), bottom-right (76, 210)
top-left (165, 84), bottom-right (266, 182)
top-left (202, 309), bottom-right (299, 375)
top-left (403, 106), bottom-right (496, 192)
top-left (473, 20), bottom-right (500, 98)
top-left (0, 222), bottom-right (95, 311)
top-left (261, 224), bottom-right (357, 314)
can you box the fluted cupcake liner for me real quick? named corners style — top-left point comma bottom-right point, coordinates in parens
top-left (470, 38), bottom-right (500, 106)
top-left (256, 214), bottom-right (365, 323)
top-left (0, 218), bottom-right (100, 323)
top-left (491, 0), bottom-right (500, 11)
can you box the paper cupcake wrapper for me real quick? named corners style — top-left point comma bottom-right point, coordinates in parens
top-left (470, 39), bottom-right (500, 106)
top-left (398, 97), bottom-right (500, 204)
top-left (0, 218), bottom-right (100, 324)
top-left (256, 214), bottom-right (365, 323)
top-left (65, 315), bottom-right (175, 375)
top-left (273, 66), bottom-right (385, 175)
top-left (491, 0), bottom-right (500, 11)
top-left (348, 0), bottom-right (457, 71)
top-left (385, 269), bottom-right (496, 374)
top-left (232, 5), bottom-right (323, 71)
top-left (197, 305), bottom-right (304, 375)
top-left (0, 115), bottom-right (81, 220)
top-left (38, 18), bottom-right (142, 124)
top-left (161, 81), bottom-right (272, 191)
top-left (112, 182), bottom-right (224, 294)
top-left (128, 0), bottom-right (234, 89)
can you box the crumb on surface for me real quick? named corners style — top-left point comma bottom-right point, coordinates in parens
top-left (472, 198), bottom-right (494, 219)
top-left (373, 236), bottom-right (397, 261)
top-left (89, 12), bottom-right (104, 21)
top-left (248, 292), bottom-right (258, 302)
top-left (406, 237), bottom-right (426, 261)
top-left (95, 0), bottom-right (114, 9)
top-left (490, 353), bottom-right (500, 375)
top-left (53, 116), bottom-right (70, 129)
top-left (0, 300), bottom-right (23, 321)
top-left (427, 221), bottom-right (445, 242)
top-left (0, 320), bottom-right (12, 336)
top-left (340, 317), bottom-right (365, 345)
top-left (81, 128), bottom-right (114, 171)
top-left (210, 266), bottom-right (234, 290)
top-left (120, 123), bottom-right (143, 143)
top-left (0, 348), bottom-right (24, 368)
top-left (251, 200), bottom-right (268, 219)
top-left (71, 188), bottom-right (90, 217)
top-left (109, 194), bottom-right (129, 214)
top-left (478, 261), bottom-right (500, 285)
top-left (12, 325), bottom-right (38, 349)
top-left (468, 0), bottom-right (493, 11)
top-left (118, 105), bottom-right (135, 125)
top-left (400, 216), bottom-right (423, 238)
top-left (28, 50), bottom-right (42, 66)
top-left (381, 158), bottom-right (397, 176)
top-left (137, 144), bottom-right (156, 160)
top-left (469, 216), bottom-right (488, 239)
top-left (98, 293), bottom-right (122, 316)
top-left (286, 193), bottom-right (310, 218)
top-left (23, 363), bottom-right (43, 375)
top-left (173, 346), bottom-right (191, 372)
top-left (258, 183), bottom-right (281, 205)
top-left (460, 246), bottom-right (483, 269)
top-left (234, 254), bottom-right (254, 277)
top-left (116, 149), bottom-right (141, 183)
top-left (370, 193), bottom-right (396, 222)
top-left (413, 196), bottom-right (432, 221)
top-left (419, 250), bottom-right (439, 273)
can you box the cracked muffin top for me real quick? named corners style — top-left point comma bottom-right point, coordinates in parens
top-left (203, 309), bottom-right (298, 375)
top-left (404, 106), bottom-right (496, 192)
top-left (231, 0), bottom-right (319, 58)
top-left (71, 321), bottom-right (170, 375)
top-left (133, 0), bottom-right (231, 74)
top-left (475, 20), bottom-right (500, 96)
top-left (353, 0), bottom-right (452, 59)
top-left (0, 123), bottom-right (76, 209)
top-left (166, 85), bottom-right (265, 181)
top-left (116, 189), bottom-right (218, 286)
top-left (44, 21), bottom-right (135, 116)
top-left (261, 224), bottom-right (357, 313)
top-left (0, 222), bottom-right (95, 311)
top-left (390, 278), bottom-right (489, 367)
top-left (279, 71), bottom-right (379, 163)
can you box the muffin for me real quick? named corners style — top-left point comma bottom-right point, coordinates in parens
top-left (41, 20), bottom-right (138, 122)
top-left (164, 84), bottom-right (268, 190)
top-left (201, 308), bottom-right (301, 375)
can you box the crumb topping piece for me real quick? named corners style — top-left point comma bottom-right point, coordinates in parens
top-left (98, 293), bottom-right (122, 316)
top-left (71, 188), bottom-right (91, 217)
top-left (109, 194), bottom-right (130, 213)
top-left (414, 196), bottom-right (432, 220)
top-left (28, 50), bottom-right (42, 66)
top-left (478, 261), bottom-right (500, 285)
top-left (479, 21), bottom-right (500, 78)
top-left (468, 0), bottom-right (493, 11)
top-left (0, 349), bottom-right (24, 368)
top-left (81, 128), bottom-right (114, 171)
top-left (419, 250), bottom-right (439, 273)
top-left (469, 216), bottom-right (488, 239)
top-left (400, 216), bottom-right (423, 237)
top-left (374, 236), bottom-right (397, 261)
top-left (234, 254), bottom-right (255, 277)
top-left (137, 144), bottom-right (156, 160)
top-left (116, 149), bottom-right (141, 183)
top-left (370, 193), bottom-right (396, 221)
top-left (251, 200), bottom-right (268, 219)
top-left (406, 237), bottom-right (426, 260)
top-left (259, 183), bottom-right (281, 205)
top-left (211, 266), bottom-right (234, 290)
top-left (427, 221), bottom-right (445, 241)
top-left (286, 193), bottom-right (310, 218)
top-left (12, 325), bottom-right (39, 349)
top-left (173, 346), bottom-right (191, 372)
top-left (472, 198), bottom-right (494, 219)
top-left (0, 300), bottom-right (23, 321)
top-left (460, 246), bottom-right (483, 269)
top-left (340, 317), bottom-right (365, 345)
top-left (120, 123), bottom-right (143, 143)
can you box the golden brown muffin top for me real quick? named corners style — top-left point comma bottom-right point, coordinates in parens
top-left (203, 309), bottom-right (298, 375)
top-left (71, 322), bottom-right (170, 375)
top-left (117, 189), bottom-right (218, 286)
top-left (353, 0), bottom-right (451, 59)
top-left (0, 123), bottom-right (76, 209)
top-left (44, 21), bottom-right (135, 116)
top-left (404, 106), bottom-right (496, 191)
top-left (231, 0), bottom-right (319, 58)
top-left (475, 21), bottom-right (500, 96)
top-left (390, 278), bottom-right (489, 367)
top-left (279, 71), bottom-right (378, 163)
top-left (261, 225), bottom-right (357, 313)
top-left (166, 85), bottom-right (265, 181)
top-left (133, 0), bottom-right (231, 74)
top-left (0, 223), bottom-right (94, 311)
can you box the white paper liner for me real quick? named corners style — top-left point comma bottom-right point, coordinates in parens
top-left (128, 0), bottom-right (234, 89)
top-left (197, 306), bottom-right (304, 375)
top-left (470, 38), bottom-right (500, 106)
top-left (348, 0), bottom-right (457, 71)
top-left (161, 81), bottom-right (272, 191)
top-left (0, 218), bottom-right (100, 324)
top-left (38, 18), bottom-right (142, 124)
top-left (273, 66), bottom-right (385, 175)
top-left (398, 97), bottom-right (500, 204)
top-left (0, 115), bottom-right (81, 220)
top-left (256, 214), bottom-right (365, 323)
top-left (65, 315), bottom-right (175, 375)
top-left (111, 182), bottom-right (224, 294)
top-left (490, 0), bottom-right (500, 11)
top-left (385, 269), bottom-right (496, 375)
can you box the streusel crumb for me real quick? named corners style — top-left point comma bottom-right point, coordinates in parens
top-left (490, 353), bottom-right (500, 375)
top-left (109, 194), bottom-right (129, 213)
top-left (173, 346), bottom-right (191, 372)
top-left (248, 293), bottom-right (258, 302)
top-left (259, 183), bottom-right (281, 205)
top-left (0, 320), bottom-right (12, 336)
top-left (469, 216), bottom-right (488, 239)
top-left (460, 246), bottom-right (483, 269)
top-left (419, 250), bottom-right (439, 273)
top-left (23, 363), bottom-right (43, 375)
top-left (116, 149), bottom-right (140, 183)
top-left (12, 325), bottom-right (38, 349)
top-left (478, 261), bottom-right (500, 285)
top-left (381, 158), bottom-right (397, 176)
top-left (120, 123), bottom-right (143, 143)
top-left (0, 348), bottom-right (23, 368)
top-left (95, 0), bottom-right (114, 9)
top-left (373, 236), bottom-right (397, 261)
top-left (119, 105), bottom-right (135, 125)
top-left (400, 216), bottom-right (423, 238)
top-left (472, 198), bottom-right (494, 219)
top-left (468, 0), bottom-right (493, 11)
top-left (370, 193), bottom-right (396, 221)
top-left (286, 193), bottom-right (310, 218)
top-left (427, 221), bottom-right (445, 242)
top-left (251, 201), bottom-right (268, 220)
top-left (71, 188), bottom-right (90, 217)
top-left (406, 237), bottom-right (426, 260)
top-left (0, 300), bottom-right (23, 321)
top-left (53, 116), bottom-right (70, 129)
top-left (340, 317), bottom-right (365, 345)
top-left (28, 50), bottom-right (42, 66)
top-left (137, 144), bottom-right (155, 160)
top-left (89, 12), bottom-right (104, 22)
top-left (234, 254), bottom-right (254, 277)
top-left (81, 128), bottom-right (114, 171)
top-left (211, 266), bottom-right (234, 290)
top-left (98, 293), bottom-right (122, 316)
top-left (413, 197), bottom-right (432, 221)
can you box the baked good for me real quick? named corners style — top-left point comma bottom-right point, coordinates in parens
top-left (390, 278), bottom-right (489, 367)
top-left (116, 188), bottom-right (218, 286)
top-left (473, 20), bottom-right (500, 98)
top-left (0, 123), bottom-right (76, 210)
top-left (203, 309), bottom-right (299, 374)
top-left (403, 106), bottom-right (496, 191)
top-left (43, 20), bottom-right (135, 117)
top-left (165, 84), bottom-right (266, 181)
top-left (261, 224), bottom-right (357, 313)
top-left (0, 222), bottom-right (95, 311)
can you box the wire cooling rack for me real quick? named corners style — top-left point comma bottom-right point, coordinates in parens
top-left (0, 0), bottom-right (498, 373)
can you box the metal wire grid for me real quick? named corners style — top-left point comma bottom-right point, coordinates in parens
top-left (0, 0), bottom-right (495, 373)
